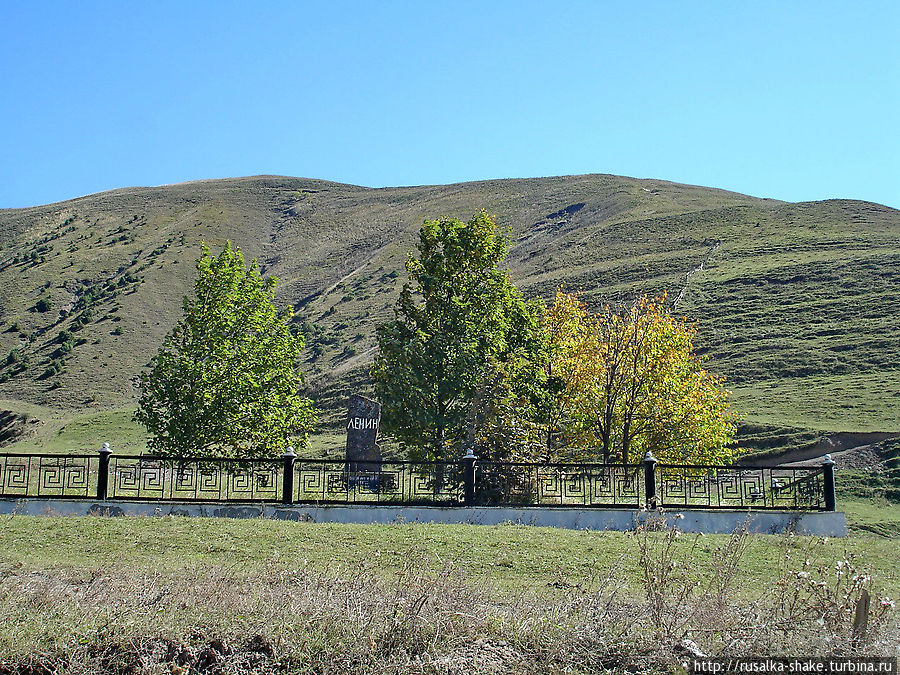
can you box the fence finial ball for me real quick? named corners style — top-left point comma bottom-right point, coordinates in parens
top-left (284, 446), bottom-right (296, 457)
top-left (643, 450), bottom-right (657, 464)
top-left (100, 442), bottom-right (111, 453)
top-left (822, 453), bottom-right (835, 465)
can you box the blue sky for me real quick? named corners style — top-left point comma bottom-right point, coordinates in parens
top-left (2, 1), bottom-right (898, 209)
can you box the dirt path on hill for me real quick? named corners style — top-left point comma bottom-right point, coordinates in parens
top-left (741, 431), bottom-right (898, 468)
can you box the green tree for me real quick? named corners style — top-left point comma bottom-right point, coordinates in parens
top-left (135, 242), bottom-right (316, 458)
top-left (525, 290), bottom-right (600, 459)
top-left (372, 211), bottom-right (542, 463)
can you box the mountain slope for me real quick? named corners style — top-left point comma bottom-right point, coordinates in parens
top-left (0, 174), bottom-right (897, 445)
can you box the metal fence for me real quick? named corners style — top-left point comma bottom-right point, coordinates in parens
top-left (0, 447), bottom-right (836, 511)
top-left (108, 456), bottom-right (283, 502)
top-left (0, 453), bottom-right (99, 498)
top-left (656, 464), bottom-right (826, 510)
top-left (475, 461), bottom-right (643, 507)
top-left (293, 460), bottom-right (464, 505)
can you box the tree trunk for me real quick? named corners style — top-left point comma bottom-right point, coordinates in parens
top-left (433, 425), bottom-right (446, 494)
top-left (600, 424), bottom-right (611, 464)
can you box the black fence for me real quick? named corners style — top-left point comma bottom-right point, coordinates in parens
top-left (475, 461), bottom-right (644, 507)
top-left (656, 464), bottom-right (827, 510)
top-left (0, 447), bottom-right (836, 511)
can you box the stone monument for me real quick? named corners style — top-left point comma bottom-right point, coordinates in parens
top-left (345, 393), bottom-right (382, 474)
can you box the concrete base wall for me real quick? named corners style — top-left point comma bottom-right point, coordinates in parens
top-left (0, 498), bottom-right (847, 536)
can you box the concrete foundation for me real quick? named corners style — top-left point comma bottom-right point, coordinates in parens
top-left (0, 498), bottom-right (847, 536)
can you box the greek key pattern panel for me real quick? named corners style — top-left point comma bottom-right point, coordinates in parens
top-left (109, 457), bottom-right (282, 501)
top-left (475, 463), bottom-right (644, 506)
top-left (0, 454), bottom-right (96, 498)
top-left (294, 461), bottom-right (464, 505)
top-left (657, 465), bottom-right (824, 509)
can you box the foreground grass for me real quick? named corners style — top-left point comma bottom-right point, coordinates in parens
top-left (0, 516), bottom-right (897, 673)
top-left (1, 516), bottom-right (898, 596)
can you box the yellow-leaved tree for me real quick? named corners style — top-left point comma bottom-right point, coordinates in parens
top-left (536, 291), bottom-right (599, 457)
top-left (538, 291), bottom-right (736, 465)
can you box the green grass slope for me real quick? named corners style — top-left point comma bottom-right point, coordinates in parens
top-left (0, 174), bottom-right (897, 452)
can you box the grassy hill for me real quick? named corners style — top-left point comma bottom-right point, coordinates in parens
top-left (0, 174), bottom-right (897, 454)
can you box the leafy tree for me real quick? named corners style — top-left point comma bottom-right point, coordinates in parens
top-left (135, 242), bottom-right (316, 458)
top-left (372, 211), bottom-right (542, 463)
top-left (537, 292), bottom-right (736, 465)
top-left (529, 291), bottom-right (599, 458)
top-left (467, 290), bottom-right (595, 463)
top-left (462, 357), bottom-right (546, 463)
top-left (591, 295), bottom-right (735, 464)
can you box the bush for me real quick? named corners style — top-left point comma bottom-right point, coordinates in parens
top-left (3, 348), bottom-right (23, 367)
top-left (40, 362), bottom-right (63, 379)
top-left (53, 341), bottom-right (74, 358)
top-left (75, 309), bottom-right (94, 326)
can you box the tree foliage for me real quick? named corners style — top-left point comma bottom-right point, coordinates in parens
top-left (530, 291), bottom-right (599, 457)
top-left (135, 242), bottom-right (316, 458)
top-left (537, 291), bottom-right (736, 465)
top-left (372, 211), bottom-right (542, 462)
top-left (373, 212), bottom-right (735, 467)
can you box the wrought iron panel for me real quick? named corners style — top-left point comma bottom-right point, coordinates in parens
top-left (293, 460), bottom-right (463, 505)
top-left (0, 454), bottom-right (95, 498)
top-left (0, 454), bottom-right (31, 496)
top-left (36, 456), bottom-right (92, 496)
top-left (657, 464), bottom-right (825, 510)
top-left (109, 457), bottom-right (282, 502)
top-left (476, 463), bottom-right (642, 507)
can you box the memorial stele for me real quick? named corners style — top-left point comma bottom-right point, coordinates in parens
top-left (345, 393), bottom-right (382, 472)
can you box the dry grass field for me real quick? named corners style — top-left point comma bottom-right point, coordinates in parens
top-left (0, 514), bottom-right (897, 673)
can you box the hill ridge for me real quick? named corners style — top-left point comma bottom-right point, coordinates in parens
top-left (0, 173), bottom-right (896, 449)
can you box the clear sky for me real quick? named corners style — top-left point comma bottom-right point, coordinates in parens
top-left (2, 1), bottom-right (898, 209)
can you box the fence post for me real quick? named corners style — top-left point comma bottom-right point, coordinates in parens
top-left (282, 447), bottom-right (297, 505)
top-left (97, 442), bottom-right (112, 501)
top-left (822, 453), bottom-right (836, 512)
top-left (642, 451), bottom-right (658, 509)
top-left (462, 448), bottom-right (477, 506)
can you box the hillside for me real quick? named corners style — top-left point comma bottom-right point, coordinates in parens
top-left (0, 174), bottom-right (897, 452)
